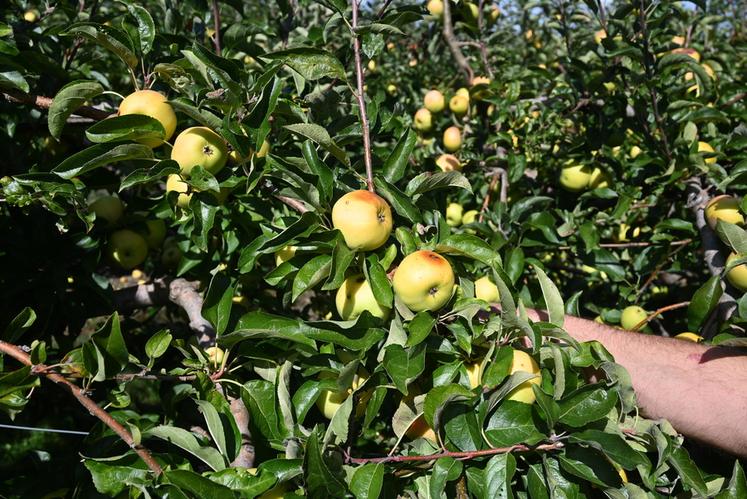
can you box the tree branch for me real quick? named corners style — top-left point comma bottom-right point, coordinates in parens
top-left (275, 194), bottom-right (310, 214)
top-left (2, 89), bottom-right (112, 121)
top-left (351, 0), bottom-right (375, 192)
top-left (441, 0), bottom-right (473, 84)
top-left (0, 340), bottom-right (163, 475)
top-left (210, 0), bottom-right (222, 55)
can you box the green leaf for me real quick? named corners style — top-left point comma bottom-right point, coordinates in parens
top-left (62, 23), bottom-right (138, 68)
top-left (304, 428), bottom-right (347, 498)
top-left (145, 330), bottom-right (172, 360)
top-left (195, 399), bottom-right (229, 461)
top-left (350, 463), bottom-right (384, 499)
top-left (534, 266), bottom-right (564, 327)
top-left (668, 446), bottom-right (708, 496)
top-left (203, 273), bottom-right (235, 336)
top-left (383, 344), bottom-right (426, 394)
top-left (484, 453), bottom-right (516, 499)
top-left (436, 234), bottom-right (499, 265)
top-left (47, 80), bottom-right (104, 139)
top-left (687, 275), bottom-right (723, 331)
top-left (53, 143), bottom-right (153, 179)
top-left (568, 430), bottom-right (647, 470)
top-left (0, 71), bottom-right (29, 92)
top-left (406, 311), bottom-right (436, 347)
top-left (364, 254), bottom-right (393, 308)
top-left (292, 254), bottom-right (333, 301)
top-left (429, 458), bottom-right (463, 499)
top-left (146, 425), bottom-right (226, 471)
top-left (165, 469), bottom-right (236, 499)
top-left (190, 195), bottom-right (219, 252)
top-left (301, 140), bottom-right (334, 204)
top-left (242, 380), bottom-right (286, 441)
top-left (717, 460), bottom-right (747, 499)
top-left (716, 221), bottom-right (747, 254)
top-left (374, 177), bottom-right (422, 223)
top-left (119, 160), bottom-right (179, 191)
top-left (383, 128), bottom-right (417, 183)
top-left (285, 123), bottom-right (349, 167)
top-left (557, 383), bottom-right (618, 427)
top-left (405, 171), bottom-right (472, 196)
top-left (264, 47), bottom-right (346, 81)
top-left (485, 400), bottom-right (545, 447)
top-left (122, 3), bottom-right (155, 54)
top-left (3, 307), bottom-right (36, 343)
top-left (84, 457), bottom-right (150, 496)
top-left (85, 115), bottom-right (165, 143)
top-left (558, 446), bottom-right (620, 488)
top-left (322, 240), bottom-right (355, 291)
top-left (423, 383), bottom-right (473, 430)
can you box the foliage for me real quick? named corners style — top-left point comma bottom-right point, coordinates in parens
top-left (0, 0), bottom-right (746, 497)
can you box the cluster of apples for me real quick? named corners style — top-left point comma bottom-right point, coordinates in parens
top-left (705, 195), bottom-right (747, 292)
top-left (413, 76), bottom-right (491, 173)
top-left (425, 0), bottom-right (501, 26)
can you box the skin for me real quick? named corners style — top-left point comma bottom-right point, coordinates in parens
top-left (445, 203), bottom-right (463, 226)
top-left (526, 308), bottom-right (747, 458)
top-left (392, 250), bottom-right (455, 312)
top-left (171, 127), bottom-right (228, 175)
top-left (274, 245), bottom-right (297, 266)
top-left (426, 0), bottom-right (443, 17)
top-left (335, 275), bottom-right (390, 320)
top-left (331, 190), bottom-right (393, 251)
top-left (118, 90), bottom-right (177, 147)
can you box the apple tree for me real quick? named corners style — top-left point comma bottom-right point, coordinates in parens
top-left (0, 0), bottom-right (746, 497)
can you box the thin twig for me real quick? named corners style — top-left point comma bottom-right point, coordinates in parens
top-left (346, 441), bottom-right (563, 465)
top-left (210, 0), bottom-right (222, 55)
top-left (2, 89), bottom-right (112, 120)
top-left (723, 92), bottom-right (746, 107)
top-left (275, 194), bottom-right (310, 214)
top-left (375, 0), bottom-right (394, 19)
top-left (631, 301), bottom-right (690, 331)
top-left (351, 0), bottom-right (375, 192)
top-left (442, 0), bottom-right (474, 83)
top-left (554, 238), bottom-right (693, 251)
top-left (0, 340), bottom-right (163, 475)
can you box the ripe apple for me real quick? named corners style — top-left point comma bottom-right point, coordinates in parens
top-left (674, 332), bottom-right (704, 343)
top-left (166, 174), bottom-right (193, 208)
top-left (507, 350), bottom-right (541, 404)
top-left (413, 108), bottom-right (433, 132)
top-left (316, 371), bottom-right (369, 420)
top-left (488, 5), bottom-right (501, 24)
top-left (392, 250), bottom-right (455, 312)
top-left (559, 164), bottom-right (593, 192)
top-left (24, 10), bottom-right (39, 22)
top-left (471, 76), bottom-right (490, 99)
top-left (142, 219), bottom-right (166, 249)
top-left (274, 245), bottom-right (297, 266)
top-left (594, 29), bottom-right (607, 44)
top-left (588, 167), bottom-right (610, 189)
top-left (615, 223), bottom-right (641, 242)
top-left (405, 415), bottom-right (437, 443)
top-left (726, 253), bottom-right (747, 291)
top-left (436, 154), bottom-right (461, 172)
top-left (705, 195), bottom-right (744, 229)
top-left (332, 190), bottom-right (393, 251)
top-left (449, 94), bottom-right (469, 116)
top-left (462, 2), bottom-right (479, 23)
top-left (367, 60), bottom-right (377, 72)
top-left (335, 275), bottom-right (390, 320)
top-left (427, 0), bottom-right (444, 17)
top-left (671, 47), bottom-right (700, 62)
top-left (118, 90), bottom-right (177, 148)
top-left (171, 127), bottom-right (228, 176)
top-left (424, 90), bottom-right (445, 113)
top-left (462, 210), bottom-right (478, 225)
top-left (475, 276), bottom-right (500, 302)
top-left (89, 195), bottom-right (124, 224)
top-left (446, 203), bottom-right (463, 226)
top-left (442, 126), bottom-right (462, 152)
top-left (465, 362), bottom-right (481, 388)
top-left (697, 141), bottom-right (717, 164)
top-left (630, 145), bottom-right (642, 159)
top-left (108, 229), bottom-right (148, 270)
top-left (620, 305), bottom-right (647, 330)
top-left (386, 84), bottom-right (397, 96)
top-left (205, 346), bottom-right (225, 367)
top-left (671, 35), bottom-right (685, 46)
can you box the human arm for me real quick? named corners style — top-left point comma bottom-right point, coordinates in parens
top-left (526, 310), bottom-right (747, 458)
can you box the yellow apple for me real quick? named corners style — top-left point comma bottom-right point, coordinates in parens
top-left (413, 108), bottom-right (433, 132)
top-left (387, 84), bottom-right (397, 96)
top-left (424, 90), bottom-right (445, 113)
top-left (171, 127), bottom-right (228, 176)
top-left (443, 126), bottom-right (462, 152)
top-left (471, 76), bottom-right (490, 99)
top-left (620, 305), bottom-right (647, 330)
top-left (446, 203), bottom-right (463, 226)
top-left (332, 190), bottom-right (393, 251)
top-left (405, 415), bottom-right (437, 443)
top-left (671, 47), bottom-right (700, 62)
top-left (436, 154), bottom-right (461, 172)
top-left (630, 145), bottom-right (642, 159)
top-left (427, 0), bottom-right (444, 17)
top-left (108, 229), bottom-right (148, 270)
top-left (256, 139), bottom-right (270, 158)
top-left (316, 371), bottom-right (369, 420)
top-left (462, 210), bottom-right (478, 225)
top-left (335, 275), bottom-right (390, 320)
top-left (367, 60), bottom-right (377, 72)
top-left (118, 90), bottom-right (177, 148)
top-left (141, 219), bottom-right (166, 249)
top-left (594, 29), bottom-right (607, 44)
top-left (392, 250), bottom-right (455, 312)
top-left (466, 362), bottom-right (481, 388)
top-left (205, 346), bottom-right (225, 367)
top-left (559, 164), bottom-right (592, 192)
top-left (697, 141), bottom-right (717, 164)
top-left (274, 245), bottom-right (297, 266)
top-left (705, 195), bottom-right (744, 229)
top-left (588, 167), bottom-right (610, 189)
top-left (449, 94), bottom-right (469, 116)
top-left (166, 174), bottom-right (193, 208)
top-left (488, 5), bottom-right (501, 24)
top-left (24, 10), bottom-right (39, 22)
top-left (726, 253), bottom-right (747, 291)
top-left (89, 195), bottom-right (124, 224)
top-left (674, 332), bottom-right (704, 343)
top-left (616, 223), bottom-right (641, 242)
top-left (671, 35), bottom-right (685, 46)
top-left (475, 276), bottom-right (500, 302)
top-left (506, 350), bottom-right (541, 404)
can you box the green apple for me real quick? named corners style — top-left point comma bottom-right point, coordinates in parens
top-left (118, 90), bottom-right (177, 148)
top-left (413, 108), bottom-right (433, 132)
top-left (274, 245), bottom-right (297, 266)
top-left (89, 195), bottom-right (124, 225)
top-left (588, 167), bottom-right (610, 189)
top-left (726, 253), bottom-right (747, 291)
top-left (335, 275), bottom-right (390, 320)
top-left (332, 190), bottom-right (393, 251)
top-left (449, 94), bottom-right (469, 115)
top-left (462, 210), bottom-right (478, 225)
top-left (392, 250), bottom-right (455, 312)
top-left (443, 126), bottom-right (462, 152)
top-left (507, 350), bottom-right (541, 404)
top-left (705, 195), bottom-right (744, 229)
top-left (698, 141), bottom-right (716, 165)
top-left (171, 127), bottom-right (228, 176)
top-left (427, 0), bottom-right (444, 17)
top-left (559, 164), bottom-right (592, 192)
top-left (620, 305), bottom-right (647, 330)
top-left (142, 219), bottom-right (167, 249)
top-left (436, 154), bottom-right (461, 172)
top-left (446, 203), bottom-right (463, 226)
top-left (108, 229), bottom-right (148, 270)
top-left (205, 346), bottom-right (225, 367)
top-left (475, 276), bottom-right (500, 302)
top-left (424, 90), bottom-right (445, 113)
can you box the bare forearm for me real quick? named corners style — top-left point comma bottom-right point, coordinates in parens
top-left (532, 312), bottom-right (747, 457)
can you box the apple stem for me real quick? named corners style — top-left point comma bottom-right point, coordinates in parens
top-left (350, 0), bottom-right (375, 193)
